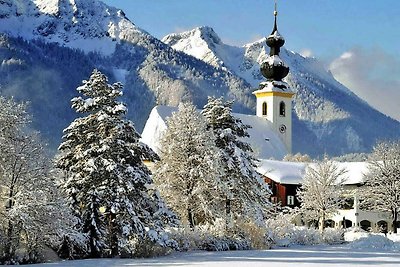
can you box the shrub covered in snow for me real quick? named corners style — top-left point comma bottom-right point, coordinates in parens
top-left (343, 227), bottom-right (370, 242)
top-left (343, 228), bottom-right (400, 251)
top-left (57, 231), bottom-right (89, 260)
top-left (266, 212), bottom-right (344, 246)
top-left (126, 237), bottom-right (174, 258)
top-left (349, 234), bottom-right (400, 251)
top-left (322, 228), bottom-right (345, 245)
top-left (235, 220), bottom-right (272, 249)
top-left (288, 227), bottom-right (322, 245)
top-left (168, 221), bottom-right (255, 252)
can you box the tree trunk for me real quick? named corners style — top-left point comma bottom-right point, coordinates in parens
top-left (4, 220), bottom-right (14, 260)
top-left (393, 208), bottom-right (398, 233)
top-left (225, 198), bottom-right (231, 233)
top-left (89, 225), bottom-right (100, 258)
top-left (187, 184), bottom-right (195, 229)
top-left (319, 213), bottom-right (325, 233)
top-left (109, 212), bottom-right (118, 257)
top-left (88, 194), bottom-right (101, 258)
top-left (188, 207), bottom-right (195, 229)
top-left (4, 188), bottom-right (15, 260)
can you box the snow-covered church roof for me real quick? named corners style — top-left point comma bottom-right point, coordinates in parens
top-left (257, 159), bottom-right (370, 185)
top-left (141, 105), bottom-right (288, 160)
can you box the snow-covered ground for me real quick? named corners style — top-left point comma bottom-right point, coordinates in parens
top-left (25, 241), bottom-right (400, 267)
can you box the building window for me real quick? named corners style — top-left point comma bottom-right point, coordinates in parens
top-left (279, 101), bottom-right (286, 117)
top-left (340, 197), bottom-right (354, 210)
top-left (287, 195), bottom-right (295, 206)
top-left (262, 102), bottom-right (267, 116)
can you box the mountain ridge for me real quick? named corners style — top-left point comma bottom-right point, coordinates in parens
top-left (0, 0), bottom-right (255, 150)
top-left (0, 0), bottom-right (399, 157)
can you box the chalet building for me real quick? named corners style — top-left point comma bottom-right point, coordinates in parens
top-left (259, 160), bottom-right (304, 207)
top-left (258, 159), bottom-right (395, 232)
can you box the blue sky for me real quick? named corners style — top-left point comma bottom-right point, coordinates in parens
top-left (102, 0), bottom-right (400, 121)
top-left (102, 0), bottom-right (399, 60)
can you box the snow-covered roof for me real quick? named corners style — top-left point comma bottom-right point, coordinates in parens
top-left (338, 161), bottom-right (370, 185)
top-left (141, 106), bottom-right (172, 154)
top-left (141, 105), bottom-right (288, 160)
top-left (257, 159), bottom-right (370, 185)
top-left (258, 160), bottom-right (307, 185)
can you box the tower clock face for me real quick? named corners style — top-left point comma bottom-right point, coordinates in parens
top-left (279, 124), bottom-right (287, 134)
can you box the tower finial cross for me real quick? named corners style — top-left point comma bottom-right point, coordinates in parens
top-left (274, 0), bottom-right (278, 17)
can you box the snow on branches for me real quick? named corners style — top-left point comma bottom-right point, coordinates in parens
top-left (0, 97), bottom-right (61, 263)
top-left (361, 140), bottom-right (400, 233)
top-left (57, 69), bottom-right (178, 257)
top-left (201, 97), bottom-right (272, 228)
top-left (153, 102), bottom-right (224, 228)
top-left (297, 157), bottom-right (347, 232)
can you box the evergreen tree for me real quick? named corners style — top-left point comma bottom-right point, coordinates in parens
top-left (201, 97), bottom-right (272, 229)
top-left (361, 140), bottom-right (400, 233)
top-left (57, 69), bottom-right (178, 257)
top-left (153, 102), bottom-right (224, 228)
top-left (297, 157), bottom-right (347, 232)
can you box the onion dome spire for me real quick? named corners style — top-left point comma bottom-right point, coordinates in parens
top-left (260, 1), bottom-right (289, 82)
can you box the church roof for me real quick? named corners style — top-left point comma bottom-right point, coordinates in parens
top-left (141, 105), bottom-right (288, 160)
top-left (257, 159), bottom-right (370, 185)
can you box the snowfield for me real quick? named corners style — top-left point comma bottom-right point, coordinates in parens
top-left (25, 242), bottom-right (400, 267)
top-left (24, 246), bottom-right (400, 267)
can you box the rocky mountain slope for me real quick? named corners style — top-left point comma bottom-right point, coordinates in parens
top-left (0, 0), bottom-right (399, 156)
top-left (0, 0), bottom-right (254, 149)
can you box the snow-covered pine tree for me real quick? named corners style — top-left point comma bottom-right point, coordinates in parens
top-left (153, 102), bottom-right (224, 228)
top-left (57, 69), bottom-right (178, 258)
top-left (361, 140), bottom-right (400, 233)
top-left (0, 97), bottom-right (61, 264)
top-left (201, 97), bottom-right (272, 229)
top-left (297, 157), bottom-right (347, 232)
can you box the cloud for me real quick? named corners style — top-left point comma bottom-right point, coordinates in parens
top-left (329, 47), bottom-right (400, 122)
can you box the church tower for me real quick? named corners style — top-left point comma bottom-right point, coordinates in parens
top-left (253, 2), bottom-right (295, 153)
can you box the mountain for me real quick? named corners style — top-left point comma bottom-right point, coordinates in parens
top-left (0, 1), bottom-right (399, 157)
top-left (163, 27), bottom-right (400, 157)
top-left (0, 0), bottom-right (254, 149)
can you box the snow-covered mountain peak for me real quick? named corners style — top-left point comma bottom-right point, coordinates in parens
top-left (163, 26), bottom-right (222, 47)
top-left (0, 0), bottom-right (146, 55)
top-left (163, 26), bottom-right (245, 71)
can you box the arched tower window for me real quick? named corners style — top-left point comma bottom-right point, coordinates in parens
top-left (279, 101), bottom-right (286, 117)
top-left (262, 102), bottom-right (267, 116)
